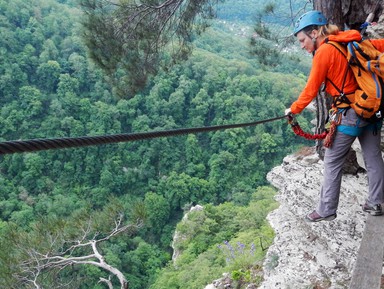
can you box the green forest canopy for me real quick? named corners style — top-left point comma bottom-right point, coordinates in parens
top-left (0, 0), bottom-right (313, 288)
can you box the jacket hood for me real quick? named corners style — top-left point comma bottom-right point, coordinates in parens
top-left (325, 30), bottom-right (362, 43)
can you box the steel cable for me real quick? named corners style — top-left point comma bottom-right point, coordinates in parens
top-left (0, 115), bottom-right (288, 155)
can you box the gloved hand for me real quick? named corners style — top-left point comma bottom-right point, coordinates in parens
top-left (285, 107), bottom-right (292, 116)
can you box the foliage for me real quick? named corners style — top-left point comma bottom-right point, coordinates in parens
top-left (232, 0), bottom-right (311, 68)
top-left (0, 199), bottom-right (144, 288)
top-left (217, 0), bottom-right (309, 25)
top-left (150, 187), bottom-right (277, 289)
top-left (0, 0), bottom-right (314, 288)
top-left (79, 0), bottom-right (223, 96)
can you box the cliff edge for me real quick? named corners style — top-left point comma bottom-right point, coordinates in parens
top-left (260, 145), bottom-right (372, 289)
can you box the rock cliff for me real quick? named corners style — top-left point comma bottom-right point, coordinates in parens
top-left (204, 136), bottom-right (383, 289)
top-left (259, 143), bottom-right (372, 289)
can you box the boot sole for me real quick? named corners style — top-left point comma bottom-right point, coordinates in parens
top-left (363, 210), bottom-right (383, 216)
top-left (362, 205), bottom-right (383, 216)
top-left (305, 213), bottom-right (337, 222)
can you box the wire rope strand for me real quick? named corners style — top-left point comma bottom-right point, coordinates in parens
top-left (0, 115), bottom-right (288, 155)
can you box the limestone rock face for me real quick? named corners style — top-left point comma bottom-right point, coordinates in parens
top-left (259, 146), bottom-right (370, 289)
top-left (203, 138), bottom-right (383, 289)
top-left (171, 205), bottom-right (204, 262)
top-left (367, 14), bottom-right (384, 38)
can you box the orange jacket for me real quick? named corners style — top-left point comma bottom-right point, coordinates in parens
top-left (290, 30), bottom-right (384, 114)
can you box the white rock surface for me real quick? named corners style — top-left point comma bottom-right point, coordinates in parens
top-left (260, 146), bottom-right (370, 289)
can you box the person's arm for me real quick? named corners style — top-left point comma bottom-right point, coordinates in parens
top-left (290, 48), bottom-right (330, 114)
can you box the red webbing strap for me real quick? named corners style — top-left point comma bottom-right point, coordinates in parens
top-left (288, 115), bottom-right (328, 140)
top-left (290, 123), bottom-right (328, 140)
top-left (288, 115), bottom-right (340, 148)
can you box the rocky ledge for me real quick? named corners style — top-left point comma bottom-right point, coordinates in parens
top-left (260, 145), bottom-right (371, 289)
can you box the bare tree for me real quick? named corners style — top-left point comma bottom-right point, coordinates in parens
top-left (14, 213), bottom-right (143, 289)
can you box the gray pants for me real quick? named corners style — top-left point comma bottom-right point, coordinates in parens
top-left (317, 117), bottom-right (384, 217)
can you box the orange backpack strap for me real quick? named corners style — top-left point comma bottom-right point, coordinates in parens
top-left (325, 40), bottom-right (351, 108)
top-left (326, 40), bottom-right (347, 58)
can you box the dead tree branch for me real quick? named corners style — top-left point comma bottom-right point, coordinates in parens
top-left (16, 215), bottom-right (143, 289)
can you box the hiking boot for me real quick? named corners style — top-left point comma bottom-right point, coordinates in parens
top-left (305, 210), bottom-right (337, 222)
top-left (362, 203), bottom-right (383, 216)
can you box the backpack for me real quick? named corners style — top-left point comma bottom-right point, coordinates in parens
top-left (326, 38), bottom-right (384, 121)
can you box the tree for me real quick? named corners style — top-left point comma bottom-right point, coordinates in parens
top-left (36, 60), bottom-right (61, 93)
top-left (39, 39), bottom-right (59, 63)
top-left (5, 206), bottom-right (144, 289)
top-left (144, 192), bottom-right (170, 235)
top-left (79, 0), bottom-right (222, 97)
top-left (18, 86), bottom-right (43, 118)
top-left (314, 0), bottom-right (383, 30)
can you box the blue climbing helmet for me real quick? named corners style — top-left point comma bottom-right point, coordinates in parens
top-left (293, 10), bottom-right (327, 36)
